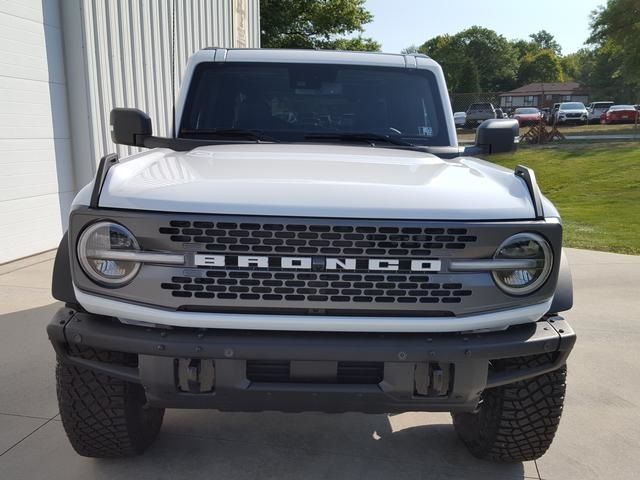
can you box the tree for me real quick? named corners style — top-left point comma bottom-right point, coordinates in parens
top-left (458, 59), bottom-right (481, 93)
top-left (571, 46), bottom-right (635, 103)
top-left (529, 30), bottom-right (562, 56)
top-left (416, 26), bottom-right (518, 92)
top-left (260, 0), bottom-right (380, 51)
top-left (560, 52), bottom-right (581, 80)
top-left (456, 27), bottom-right (518, 91)
top-left (588, 0), bottom-right (640, 99)
top-left (518, 49), bottom-right (564, 84)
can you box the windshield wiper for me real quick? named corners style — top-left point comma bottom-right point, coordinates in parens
top-left (180, 129), bottom-right (279, 143)
top-left (303, 132), bottom-right (415, 147)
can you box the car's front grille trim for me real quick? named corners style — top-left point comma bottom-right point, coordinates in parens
top-left (162, 269), bottom-right (473, 307)
top-left (159, 220), bottom-right (478, 258)
top-left (69, 208), bottom-right (564, 317)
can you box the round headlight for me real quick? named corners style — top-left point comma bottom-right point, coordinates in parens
top-left (492, 233), bottom-right (553, 296)
top-left (77, 222), bottom-right (141, 286)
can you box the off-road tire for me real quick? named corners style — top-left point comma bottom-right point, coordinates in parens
top-left (452, 354), bottom-right (567, 462)
top-left (56, 346), bottom-right (164, 458)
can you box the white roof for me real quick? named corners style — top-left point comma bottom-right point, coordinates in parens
top-left (198, 47), bottom-right (438, 69)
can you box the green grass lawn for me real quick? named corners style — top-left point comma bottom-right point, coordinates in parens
top-left (457, 123), bottom-right (640, 144)
top-left (557, 123), bottom-right (640, 136)
top-left (487, 142), bottom-right (640, 255)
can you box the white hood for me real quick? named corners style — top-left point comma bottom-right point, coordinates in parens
top-left (98, 144), bottom-right (537, 220)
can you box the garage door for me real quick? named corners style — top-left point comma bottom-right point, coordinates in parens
top-left (0, 0), bottom-right (74, 264)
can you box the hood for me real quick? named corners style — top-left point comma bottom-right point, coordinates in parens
top-left (98, 144), bottom-right (537, 220)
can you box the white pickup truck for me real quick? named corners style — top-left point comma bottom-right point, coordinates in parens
top-left (48, 48), bottom-right (575, 462)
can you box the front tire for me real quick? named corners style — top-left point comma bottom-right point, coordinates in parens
top-left (56, 346), bottom-right (164, 458)
top-left (452, 354), bottom-right (567, 462)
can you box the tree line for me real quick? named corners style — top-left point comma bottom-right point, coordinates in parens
top-left (260, 0), bottom-right (639, 102)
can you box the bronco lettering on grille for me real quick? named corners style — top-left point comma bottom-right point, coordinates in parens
top-left (193, 255), bottom-right (441, 272)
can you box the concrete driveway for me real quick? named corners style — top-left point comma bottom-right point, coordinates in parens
top-left (1, 248), bottom-right (638, 480)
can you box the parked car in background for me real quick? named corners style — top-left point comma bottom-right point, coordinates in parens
top-left (540, 107), bottom-right (552, 124)
top-left (465, 102), bottom-right (497, 126)
top-left (556, 102), bottom-right (588, 125)
top-left (453, 111), bottom-right (467, 128)
top-left (600, 105), bottom-right (640, 124)
top-left (587, 101), bottom-right (614, 124)
top-left (512, 107), bottom-right (542, 126)
top-left (495, 107), bottom-right (507, 119)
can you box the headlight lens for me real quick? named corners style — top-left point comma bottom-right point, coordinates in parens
top-left (77, 222), bottom-right (141, 286)
top-left (492, 233), bottom-right (553, 295)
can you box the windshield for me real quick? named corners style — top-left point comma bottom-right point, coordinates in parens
top-left (514, 108), bottom-right (539, 114)
top-left (560, 103), bottom-right (585, 110)
top-left (180, 63), bottom-right (450, 146)
top-left (609, 105), bottom-right (634, 111)
top-left (467, 103), bottom-right (492, 111)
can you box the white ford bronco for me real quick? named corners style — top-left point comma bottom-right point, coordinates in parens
top-left (48, 49), bottom-right (575, 461)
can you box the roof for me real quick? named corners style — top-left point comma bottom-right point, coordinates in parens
top-left (501, 82), bottom-right (586, 96)
top-left (196, 48), bottom-right (437, 69)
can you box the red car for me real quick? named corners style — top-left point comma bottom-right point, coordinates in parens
top-left (512, 107), bottom-right (542, 126)
top-left (600, 105), bottom-right (639, 124)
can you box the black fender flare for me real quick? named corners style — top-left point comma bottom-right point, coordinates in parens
top-left (549, 249), bottom-right (573, 313)
top-left (52, 232), bottom-right (78, 305)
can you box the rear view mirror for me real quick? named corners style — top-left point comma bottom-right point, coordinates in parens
top-left (110, 108), bottom-right (152, 147)
top-left (475, 119), bottom-right (519, 154)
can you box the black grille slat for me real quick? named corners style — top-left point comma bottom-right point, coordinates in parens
top-left (160, 270), bottom-right (472, 304)
top-left (159, 221), bottom-right (477, 258)
top-left (246, 361), bottom-right (383, 384)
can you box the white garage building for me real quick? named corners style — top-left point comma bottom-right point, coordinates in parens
top-left (0, 0), bottom-right (260, 264)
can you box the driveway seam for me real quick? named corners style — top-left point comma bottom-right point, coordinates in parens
top-left (0, 412), bottom-right (53, 421)
top-left (0, 283), bottom-right (50, 290)
top-left (534, 459), bottom-right (542, 479)
top-left (0, 415), bottom-right (57, 457)
top-left (0, 256), bottom-right (56, 276)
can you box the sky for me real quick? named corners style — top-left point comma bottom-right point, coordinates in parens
top-left (362, 0), bottom-right (605, 55)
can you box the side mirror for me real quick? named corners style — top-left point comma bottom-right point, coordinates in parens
top-left (110, 108), bottom-right (152, 146)
top-left (475, 119), bottom-right (518, 154)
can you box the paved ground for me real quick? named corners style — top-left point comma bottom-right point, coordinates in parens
top-left (1, 248), bottom-right (639, 480)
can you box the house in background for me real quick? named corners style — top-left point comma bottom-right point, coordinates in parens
top-left (499, 82), bottom-right (589, 110)
top-left (0, 0), bottom-right (260, 264)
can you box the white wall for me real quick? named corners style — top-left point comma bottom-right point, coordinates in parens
top-left (0, 0), bottom-right (74, 264)
top-left (0, 0), bottom-right (260, 264)
top-left (62, 0), bottom-right (261, 190)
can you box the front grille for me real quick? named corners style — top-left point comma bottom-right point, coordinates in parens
top-left (161, 271), bottom-right (472, 305)
top-left (246, 360), bottom-right (384, 384)
top-left (565, 113), bottom-right (582, 118)
top-left (71, 208), bottom-right (564, 317)
top-left (159, 220), bottom-right (478, 257)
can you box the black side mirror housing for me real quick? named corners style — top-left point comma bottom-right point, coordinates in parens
top-left (475, 119), bottom-right (519, 154)
top-left (110, 108), bottom-right (152, 146)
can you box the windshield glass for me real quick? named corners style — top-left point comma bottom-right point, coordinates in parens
top-left (609, 105), bottom-right (634, 111)
top-left (560, 103), bottom-right (585, 110)
top-left (515, 108), bottom-right (539, 114)
top-left (467, 103), bottom-right (492, 111)
top-left (180, 63), bottom-right (449, 146)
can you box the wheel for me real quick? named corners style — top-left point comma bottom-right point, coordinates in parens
top-left (452, 354), bottom-right (567, 463)
top-left (56, 346), bottom-right (165, 458)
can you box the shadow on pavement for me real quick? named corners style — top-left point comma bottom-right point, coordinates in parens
top-left (0, 301), bottom-right (527, 479)
top-left (87, 410), bottom-right (528, 479)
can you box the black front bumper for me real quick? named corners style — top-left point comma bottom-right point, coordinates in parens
top-left (48, 308), bottom-right (575, 413)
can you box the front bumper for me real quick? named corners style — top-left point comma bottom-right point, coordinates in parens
top-left (48, 308), bottom-right (575, 414)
